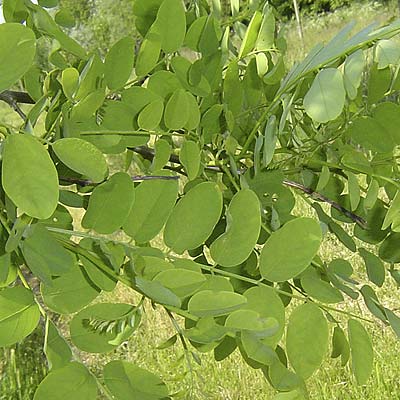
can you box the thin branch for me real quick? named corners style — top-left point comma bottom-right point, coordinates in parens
top-left (283, 179), bottom-right (367, 229)
top-left (59, 174), bottom-right (179, 187)
top-left (0, 91), bottom-right (30, 120)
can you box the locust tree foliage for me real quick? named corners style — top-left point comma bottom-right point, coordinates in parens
top-left (1, 0), bottom-right (400, 398)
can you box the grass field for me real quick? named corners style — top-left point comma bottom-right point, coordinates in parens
top-left (2, 1), bottom-right (400, 399)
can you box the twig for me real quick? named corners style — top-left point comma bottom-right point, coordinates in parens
top-left (283, 179), bottom-right (367, 229)
top-left (59, 174), bottom-right (179, 186)
top-left (0, 90), bottom-right (31, 120)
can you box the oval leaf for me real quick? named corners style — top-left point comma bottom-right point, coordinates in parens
top-left (303, 68), bottom-right (345, 123)
top-left (179, 140), bottom-right (201, 181)
top-left (259, 218), bottom-right (322, 282)
top-left (210, 189), bottom-right (261, 267)
top-left (0, 286), bottom-right (40, 347)
top-left (164, 88), bottom-right (189, 130)
top-left (82, 172), bottom-right (135, 234)
top-left (3, 134), bottom-right (59, 219)
top-left (286, 303), bottom-right (329, 379)
top-left (164, 182), bottom-right (223, 253)
top-left (188, 290), bottom-right (247, 317)
top-left (52, 138), bottom-right (108, 183)
top-left (34, 362), bottom-right (97, 400)
top-left (348, 319), bottom-right (374, 385)
top-left (0, 23), bottom-right (36, 92)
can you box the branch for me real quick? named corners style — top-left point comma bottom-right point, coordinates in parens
top-left (0, 91), bottom-right (33, 120)
top-left (283, 179), bottom-right (367, 229)
top-left (59, 175), bottom-right (179, 186)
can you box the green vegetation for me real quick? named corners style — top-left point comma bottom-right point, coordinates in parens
top-left (0, 2), bottom-right (400, 400)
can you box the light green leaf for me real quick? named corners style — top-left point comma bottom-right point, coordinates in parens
top-left (346, 171), bottom-right (360, 211)
top-left (164, 182), bottom-right (223, 253)
top-left (316, 166), bottom-right (330, 192)
top-left (303, 68), bottom-right (345, 123)
top-left (238, 11), bottom-right (262, 58)
top-left (242, 286), bottom-right (285, 347)
top-left (286, 303), bottom-right (329, 379)
top-left (331, 326), bottom-right (350, 366)
top-left (0, 23), bottom-right (36, 92)
top-left (151, 139), bottom-right (171, 171)
top-left (359, 248), bottom-right (385, 287)
top-left (348, 319), bottom-right (374, 385)
top-left (0, 286), bottom-right (40, 347)
top-left (179, 140), bottom-right (201, 180)
top-left (123, 171), bottom-right (178, 243)
top-left (103, 360), bottom-right (169, 400)
top-left (137, 99), bottom-right (164, 131)
top-left (184, 16), bottom-right (207, 51)
top-left (188, 290), bottom-right (247, 317)
top-left (82, 172), bottom-right (134, 234)
top-left (71, 88), bottom-right (105, 120)
top-left (61, 67), bottom-right (79, 101)
top-left (382, 190), bottom-right (400, 231)
top-left (300, 268), bottom-right (343, 304)
top-left (44, 320), bottom-right (72, 370)
top-left (259, 218), bottom-right (322, 282)
top-left (41, 263), bottom-right (101, 314)
top-left (135, 277), bottom-right (181, 307)
top-left (263, 115), bottom-right (277, 168)
top-left (33, 362), bottom-right (97, 400)
top-left (22, 225), bottom-right (76, 285)
top-left (256, 4), bottom-right (275, 51)
top-left (105, 37), bottom-right (135, 90)
top-left (343, 49), bottom-right (364, 99)
top-left (375, 39), bottom-right (400, 69)
top-left (52, 138), bottom-right (108, 183)
top-left (153, 0), bottom-right (186, 53)
top-left (184, 92), bottom-right (201, 129)
top-left (164, 88), bottom-right (189, 130)
top-left (210, 189), bottom-right (261, 267)
top-left (135, 32), bottom-right (161, 76)
top-left (54, 8), bottom-right (75, 28)
top-left (70, 303), bottom-right (137, 353)
top-left (2, 134), bottom-right (59, 219)
top-left (153, 268), bottom-right (206, 298)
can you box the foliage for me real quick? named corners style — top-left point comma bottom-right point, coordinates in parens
top-left (1, 0), bottom-right (400, 398)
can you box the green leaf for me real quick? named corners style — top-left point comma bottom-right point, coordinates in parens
top-left (331, 326), bottom-right (350, 366)
top-left (256, 4), bottom-right (275, 51)
top-left (286, 303), bottom-right (329, 379)
top-left (41, 263), bottom-right (101, 314)
top-left (300, 268), bottom-right (343, 304)
top-left (343, 49), bottom-right (364, 100)
top-left (0, 286), bottom-right (40, 347)
top-left (346, 171), bottom-right (360, 211)
top-left (241, 331), bottom-right (277, 366)
top-left (316, 166), bottom-right (330, 192)
top-left (137, 99), bottom-right (164, 131)
top-left (44, 320), bottom-right (72, 370)
top-left (0, 23), bottom-right (36, 92)
top-left (348, 319), bottom-right (373, 385)
top-left (242, 286), bottom-right (285, 347)
top-left (164, 182), bottom-right (223, 253)
top-left (135, 31), bottom-right (161, 76)
top-left (210, 189), bottom-right (261, 267)
top-left (259, 218), bottom-right (322, 282)
top-left (188, 290), bottom-right (247, 317)
top-left (238, 11), bottom-right (262, 58)
top-left (22, 225), bottom-right (76, 285)
top-left (52, 138), bottom-right (108, 183)
top-left (80, 255), bottom-right (117, 292)
top-left (2, 134), bottom-right (59, 219)
top-left (54, 8), bottom-right (75, 28)
top-left (382, 190), bottom-right (400, 231)
top-left (153, 0), bottom-right (186, 53)
top-left (151, 139), bottom-right (171, 171)
top-left (185, 16), bottom-right (207, 51)
top-left (185, 316), bottom-right (227, 344)
top-left (70, 303), bottom-right (137, 353)
top-left (105, 37), bottom-right (135, 90)
top-left (303, 68), bottom-right (345, 123)
top-left (71, 88), bottom-right (105, 120)
top-left (375, 39), bottom-right (400, 69)
top-left (263, 115), bottom-right (277, 168)
top-left (82, 172), bottom-right (134, 234)
top-left (184, 92), bottom-right (201, 129)
top-left (225, 310), bottom-right (279, 338)
top-left (179, 140), bottom-right (201, 181)
top-left (33, 362), bottom-right (97, 400)
top-left (123, 171), bottom-right (178, 243)
top-left (103, 360), bottom-right (169, 400)
top-left (153, 268), bottom-right (206, 298)
top-left (135, 277), bottom-right (181, 307)
top-left (164, 88), bottom-right (189, 130)
top-left (61, 67), bottom-right (79, 101)
top-left (359, 248), bottom-right (385, 287)
top-left (379, 232), bottom-right (400, 263)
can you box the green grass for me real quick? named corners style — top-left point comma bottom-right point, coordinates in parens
top-left (2, 1), bottom-right (400, 399)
